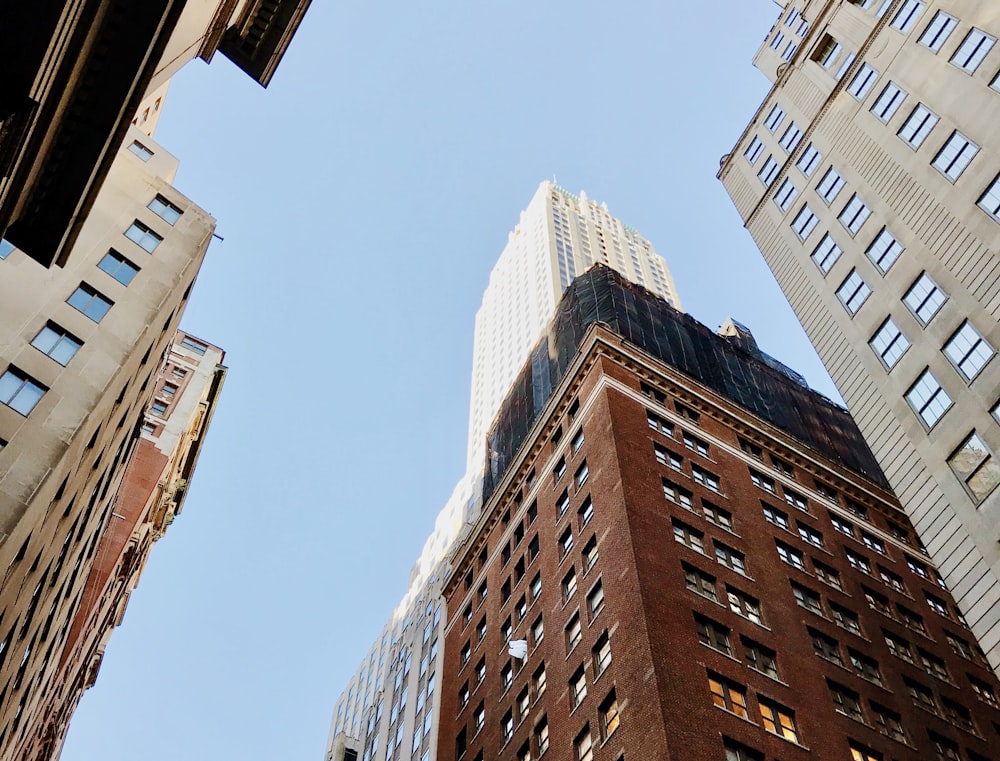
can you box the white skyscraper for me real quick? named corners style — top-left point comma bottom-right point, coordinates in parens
top-left (324, 181), bottom-right (680, 761)
top-left (466, 180), bottom-right (681, 472)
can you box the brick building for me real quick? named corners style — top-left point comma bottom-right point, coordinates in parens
top-left (438, 266), bottom-right (1000, 761)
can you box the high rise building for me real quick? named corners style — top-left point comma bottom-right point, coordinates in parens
top-left (439, 265), bottom-right (1000, 761)
top-left (0, 126), bottom-right (217, 761)
top-left (466, 181), bottom-right (681, 473)
top-left (0, 0), bottom-right (311, 267)
top-left (717, 0), bottom-right (1000, 672)
top-left (20, 331), bottom-right (226, 761)
top-left (325, 183), bottom-right (682, 761)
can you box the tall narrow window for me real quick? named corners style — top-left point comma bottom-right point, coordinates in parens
top-left (919, 11), bottom-right (957, 52)
top-left (978, 174), bottom-right (1000, 222)
top-left (774, 178), bottom-right (798, 212)
top-left (791, 205), bottom-right (818, 240)
top-left (816, 167), bottom-right (846, 205)
top-left (838, 194), bottom-right (871, 236)
top-left (764, 104), bottom-right (785, 132)
top-left (870, 81), bottom-right (907, 122)
top-left (744, 136), bottom-right (765, 164)
top-left (846, 63), bottom-right (879, 99)
top-left (810, 233), bottom-right (841, 273)
top-left (758, 156), bottom-right (780, 187)
top-left (796, 143), bottom-right (821, 176)
top-left (890, 0), bottom-right (924, 32)
top-left (906, 369), bottom-right (952, 427)
top-left (779, 122), bottom-right (803, 153)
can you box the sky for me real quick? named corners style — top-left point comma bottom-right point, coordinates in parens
top-left (60, 2), bottom-right (843, 760)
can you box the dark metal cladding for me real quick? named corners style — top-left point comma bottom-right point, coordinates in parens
top-left (483, 264), bottom-right (889, 500)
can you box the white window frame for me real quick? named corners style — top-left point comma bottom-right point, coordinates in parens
top-left (903, 273), bottom-right (947, 325)
top-left (890, 0), bottom-right (925, 33)
top-left (918, 11), bottom-right (957, 52)
top-left (931, 131), bottom-right (979, 182)
top-left (744, 136), bottom-right (765, 165)
top-left (865, 227), bottom-right (903, 273)
top-left (870, 81), bottom-right (907, 122)
top-left (838, 194), bottom-right (871, 236)
top-left (791, 204), bottom-right (819, 240)
top-left (764, 104), bottom-right (785, 132)
top-left (906, 369), bottom-right (952, 428)
top-left (943, 321), bottom-right (995, 381)
top-left (758, 156), bottom-right (780, 187)
top-left (897, 104), bottom-right (938, 149)
top-left (779, 122), bottom-right (803, 153)
top-left (816, 167), bottom-right (845, 205)
top-left (950, 28), bottom-right (996, 73)
top-left (837, 269), bottom-right (871, 315)
top-left (978, 175), bottom-right (1000, 222)
top-left (810, 233), bottom-right (842, 274)
top-left (774, 178), bottom-right (799, 212)
top-left (846, 63), bottom-right (879, 99)
top-left (796, 143), bottom-right (822, 176)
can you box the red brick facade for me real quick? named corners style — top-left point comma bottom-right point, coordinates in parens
top-left (439, 327), bottom-right (1000, 761)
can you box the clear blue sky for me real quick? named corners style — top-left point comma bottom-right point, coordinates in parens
top-left (61, 3), bottom-right (840, 760)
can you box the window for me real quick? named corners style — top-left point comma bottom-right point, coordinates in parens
top-left (673, 520), bottom-right (704, 553)
top-left (758, 156), bottom-right (780, 187)
top-left (98, 250), bottom-right (140, 285)
top-left (970, 676), bottom-right (999, 707)
top-left (869, 318), bottom-right (909, 368)
top-left (161, 382), bottom-right (177, 397)
top-left (473, 703), bottom-right (485, 733)
top-left (592, 632), bottom-right (611, 677)
top-left (574, 462), bottom-right (589, 488)
top-left (578, 498), bottom-right (594, 528)
top-left (850, 742), bottom-right (884, 761)
top-left (476, 617), bottom-right (487, 642)
top-left (792, 582), bottom-right (823, 614)
top-left (944, 321), bottom-right (995, 381)
top-left (812, 629), bottom-right (843, 664)
top-left (475, 657), bottom-right (486, 684)
top-left (683, 431), bottom-right (709, 456)
top-left (948, 431), bottom-right (1000, 501)
top-left (879, 566), bottom-right (905, 593)
top-left (0, 368), bottom-right (47, 416)
top-left (599, 690), bottom-right (620, 739)
top-left (898, 104), bottom-right (939, 149)
top-left (759, 700), bottom-right (798, 742)
top-left (663, 479), bottom-right (694, 509)
top-left (870, 81), bottom-right (907, 122)
top-left (764, 104), bottom-right (785, 132)
top-left (791, 204), bottom-right (818, 240)
top-left (773, 178), bottom-right (798, 212)
top-left (899, 605), bottom-right (927, 634)
top-left (558, 528), bottom-right (575, 559)
top-left (502, 663), bottom-right (514, 692)
top-left (846, 549), bottom-right (872, 574)
top-left (744, 136), bottom-right (764, 164)
top-left (703, 502), bottom-right (733, 531)
top-left (570, 428), bottom-right (584, 453)
top-left (647, 411), bottom-right (673, 436)
top-left (928, 731), bottom-right (961, 761)
top-left (924, 592), bottom-right (949, 617)
top-left (574, 727), bottom-right (593, 761)
top-left (582, 537), bottom-right (598, 572)
top-left (724, 738), bottom-right (764, 761)
top-left (849, 649), bottom-right (883, 684)
top-left (128, 141), bottom-right (154, 160)
top-left (743, 638), bottom-right (778, 678)
top-left (837, 270), bottom-right (871, 315)
top-left (708, 674), bottom-right (748, 718)
top-left (695, 614), bottom-right (731, 655)
top-left (770, 30), bottom-right (785, 50)
top-left (534, 716), bottom-right (549, 755)
top-left (763, 505), bottom-right (790, 529)
top-left (553, 457), bottom-right (566, 482)
top-left (977, 174), bottom-right (1000, 221)
top-left (727, 587), bottom-right (763, 624)
top-left (846, 63), bottom-right (879, 99)
top-left (715, 542), bottom-right (746, 575)
top-left (779, 122), bottom-right (802, 153)
top-left (180, 335), bottom-right (209, 355)
top-left (835, 51), bottom-right (857, 80)
top-left (813, 34), bottom-right (842, 68)
top-left (569, 667), bottom-right (588, 709)
top-left (904, 272), bottom-right (947, 324)
top-left (952, 28), bottom-right (997, 72)
top-left (828, 606), bottom-right (860, 638)
top-left (798, 524), bottom-right (823, 548)
top-left (654, 443), bottom-right (683, 471)
top-left (774, 540), bottom-right (806, 571)
top-left (693, 465), bottom-right (721, 492)
top-left (784, 489), bottom-right (808, 511)
top-left (31, 323), bottom-right (82, 366)
top-left (829, 681), bottom-right (863, 719)
top-left (528, 534), bottom-right (539, 562)
top-left (533, 664), bottom-right (547, 700)
top-left (68, 283), bottom-right (113, 322)
top-left (918, 648), bottom-right (949, 681)
top-left (932, 131), bottom-right (979, 182)
top-left (749, 469), bottom-right (776, 493)
top-left (906, 369), bottom-right (952, 427)
top-left (781, 41), bottom-right (798, 62)
top-left (816, 167), bottom-right (846, 205)
top-left (810, 233), bottom-right (842, 273)
top-left (684, 564), bottom-right (718, 602)
top-left (587, 580), bottom-right (605, 619)
top-left (150, 399), bottom-right (167, 416)
top-left (889, 0), bottom-right (924, 31)
top-left (797, 143), bottom-right (822, 176)
top-left (517, 687), bottom-right (530, 720)
top-left (458, 682), bottom-right (470, 709)
top-left (148, 195), bottom-right (182, 224)
top-left (124, 220), bottom-right (162, 252)
top-left (918, 11), bottom-right (957, 51)
top-left (566, 614), bottom-right (582, 651)
top-left (866, 227), bottom-right (903, 273)
top-left (501, 618), bottom-right (513, 642)
top-left (861, 532), bottom-right (886, 555)
top-left (839, 195), bottom-right (871, 236)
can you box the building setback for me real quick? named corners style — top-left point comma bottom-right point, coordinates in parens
top-left (717, 0), bottom-right (1000, 673)
top-left (439, 266), bottom-right (1000, 761)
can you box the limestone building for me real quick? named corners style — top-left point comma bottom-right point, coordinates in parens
top-left (718, 0), bottom-right (1000, 673)
top-left (440, 265), bottom-right (1000, 761)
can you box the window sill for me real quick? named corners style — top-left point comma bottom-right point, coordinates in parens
top-left (763, 729), bottom-right (809, 751)
top-left (712, 705), bottom-right (758, 727)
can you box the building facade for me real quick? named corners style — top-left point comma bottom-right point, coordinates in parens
top-left (19, 331), bottom-right (225, 760)
top-left (439, 266), bottom-right (1000, 761)
top-left (466, 181), bottom-right (681, 474)
top-left (718, 0), bottom-right (1000, 673)
top-left (0, 129), bottom-right (215, 760)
